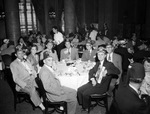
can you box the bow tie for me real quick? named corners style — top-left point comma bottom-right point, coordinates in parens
top-left (21, 58), bottom-right (27, 62)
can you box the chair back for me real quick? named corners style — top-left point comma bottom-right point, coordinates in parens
top-left (1, 54), bottom-right (12, 68)
top-left (35, 76), bottom-right (47, 101)
top-left (106, 74), bottom-right (113, 91)
top-left (100, 74), bottom-right (113, 93)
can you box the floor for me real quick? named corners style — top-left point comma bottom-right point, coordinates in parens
top-left (0, 74), bottom-right (113, 114)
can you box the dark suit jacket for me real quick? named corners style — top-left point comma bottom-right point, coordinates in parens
top-left (88, 59), bottom-right (120, 93)
top-left (112, 85), bottom-right (150, 114)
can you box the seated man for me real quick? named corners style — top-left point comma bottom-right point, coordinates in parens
top-left (106, 43), bottom-right (122, 82)
top-left (10, 48), bottom-right (45, 111)
top-left (39, 54), bottom-right (77, 114)
top-left (60, 40), bottom-right (79, 61)
top-left (81, 40), bottom-right (97, 62)
top-left (110, 63), bottom-right (150, 114)
top-left (77, 49), bottom-right (120, 110)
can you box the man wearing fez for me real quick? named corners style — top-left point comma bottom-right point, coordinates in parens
top-left (110, 63), bottom-right (150, 114)
top-left (39, 54), bottom-right (77, 114)
top-left (77, 49), bottom-right (120, 110)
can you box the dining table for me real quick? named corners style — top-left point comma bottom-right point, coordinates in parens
top-left (55, 59), bottom-right (96, 90)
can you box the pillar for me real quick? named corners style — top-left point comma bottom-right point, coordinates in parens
top-left (4, 0), bottom-right (21, 45)
top-left (64, 0), bottom-right (75, 35)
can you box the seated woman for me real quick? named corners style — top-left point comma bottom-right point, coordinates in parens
top-left (140, 58), bottom-right (150, 96)
top-left (18, 37), bottom-right (28, 50)
top-left (0, 39), bottom-right (9, 51)
top-left (33, 36), bottom-right (44, 53)
top-left (40, 41), bottom-right (58, 62)
top-left (27, 45), bottom-right (40, 73)
top-left (81, 40), bottom-right (97, 62)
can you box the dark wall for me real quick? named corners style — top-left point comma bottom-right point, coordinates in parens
top-left (0, 20), bottom-right (6, 40)
top-left (118, 0), bottom-right (146, 24)
top-left (0, 0), bottom-right (148, 39)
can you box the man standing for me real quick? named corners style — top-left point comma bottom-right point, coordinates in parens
top-left (77, 49), bottom-right (120, 110)
top-left (52, 26), bottom-right (65, 61)
top-left (39, 55), bottom-right (77, 114)
top-left (10, 48), bottom-right (45, 112)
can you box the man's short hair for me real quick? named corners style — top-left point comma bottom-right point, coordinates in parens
top-left (52, 26), bottom-right (58, 30)
top-left (128, 63), bottom-right (145, 83)
top-left (15, 45), bottom-right (23, 53)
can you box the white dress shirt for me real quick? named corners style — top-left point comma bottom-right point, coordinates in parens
top-left (107, 52), bottom-right (113, 62)
top-left (96, 60), bottom-right (105, 83)
top-left (54, 32), bottom-right (64, 45)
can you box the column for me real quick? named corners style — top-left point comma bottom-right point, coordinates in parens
top-left (98, 0), bottom-right (105, 30)
top-left (80, 0), bottom-right (86, 26)
top-left (4, 0), bottom-right (21, 45)
top-left (64, 0), bottom-right (75, 35)
top-left (104, 0), bottom-right (113, 38)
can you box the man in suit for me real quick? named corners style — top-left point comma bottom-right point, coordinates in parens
top-left (110, 63), bottom-right (150, 114)
top-left (10, 48), bottom-right (45, 111)
top-left (39, 54), bottom-right (77, 114)
top-left (60, 40), bottom-right (79, 61)
top-left (81, 40), bottom-right (97, 62)
top-left (77, 49), bottom-right (120, 110)
top-left (106, 43), bottom-right (122, 83)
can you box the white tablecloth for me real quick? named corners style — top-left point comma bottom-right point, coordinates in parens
top-left (55, 60), bottom-right (95, 90)
top-left (58, 73), bottom-right (88, 90)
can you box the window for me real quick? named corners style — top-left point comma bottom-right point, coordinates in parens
top-left (19, 0), bottom-right (37, 35)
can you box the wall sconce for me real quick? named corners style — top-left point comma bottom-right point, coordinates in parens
top-left (0, 12), bottom-right (5, 20)
top-left (49, 7), bottom-right (56, 19)
top-left (49, 11), bottom-right (56, 19)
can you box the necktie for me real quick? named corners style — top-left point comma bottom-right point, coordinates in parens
top-left (67, 48), bottom-right (71, 59)
top-left (68, 49), bottom-right (70, 55)
top-left (95, 63), bottom-right (102, 81)
top-left (108, 54), bottom-right (111, 61)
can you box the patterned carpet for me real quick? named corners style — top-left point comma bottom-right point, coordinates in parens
top-left (0, 77), bottom-right (112, 114)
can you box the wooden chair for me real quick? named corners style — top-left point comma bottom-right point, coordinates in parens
top-left (88, 74), bottom-right (113, 114)
top-left (14, 91), bottom-right (35, 111)
top-left (1, 54), bottom-right (12, 80)
top-left (35, 76), bottom-right (67, 114)
top-left (1, 54), bottom-right (35, 111)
